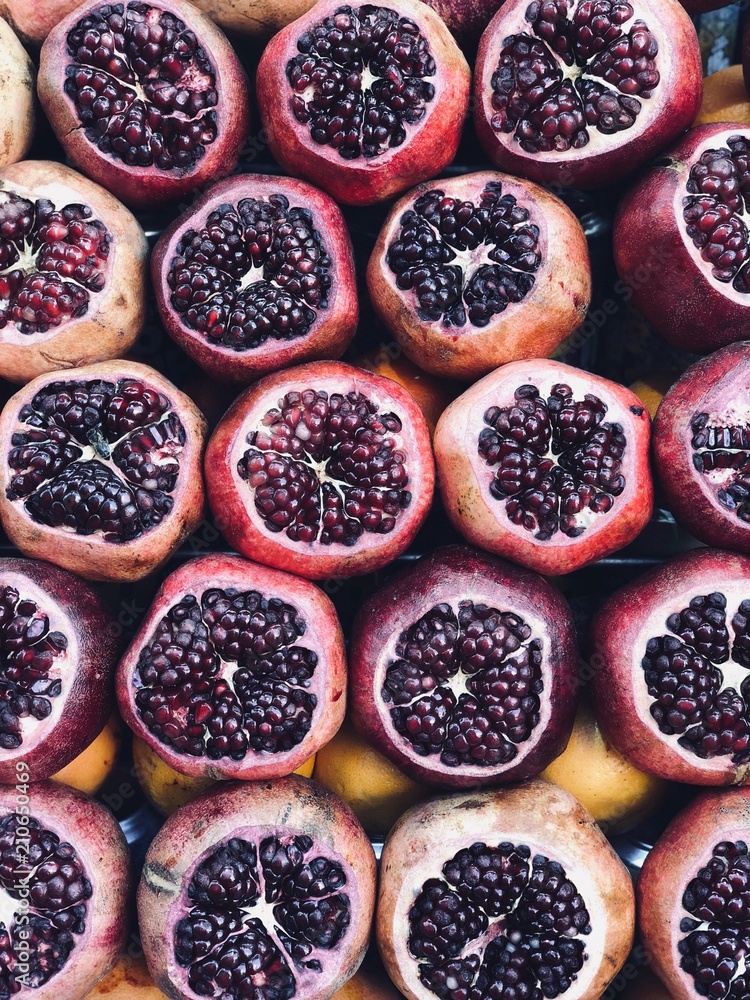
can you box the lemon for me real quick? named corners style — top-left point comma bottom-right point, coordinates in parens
top-left (628, 371), bottom-right (676, 420)
top-left (51, 713), bottom-right (122, 796)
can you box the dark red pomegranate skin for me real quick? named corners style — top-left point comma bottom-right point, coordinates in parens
top-left (0, 557), bottom-right (118, 783)
top-left (613, 124), bottom-right (750, 354)
top-left (37, 0), bottom-right (251, 210)
top-left (638, 787), bottom-right (750, 1000)
top-left (473, 0), bottom-right (703, 190)
top-left (152, 174), bottom-right (359, 385)
top-left (350, 544), bottom-right (579, 788)
top-left (255, 0), bottom-right (471, 206)
top-left (590, 547), bottom-right (750, 786)
top-left (0, 780), bottom-right (130, 998)
top-left (423, 0), bottom-right (505, 52)
top-left (652, 342), bottom-right (750, 554)
top-left (138, 776), bottom-right (376, 1000)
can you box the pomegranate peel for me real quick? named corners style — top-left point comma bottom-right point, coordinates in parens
top-left (0, 17), bottom-right (35, 168)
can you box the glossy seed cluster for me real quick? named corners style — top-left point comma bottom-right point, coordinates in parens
top-left (691, 410), bottom-right (750, 522)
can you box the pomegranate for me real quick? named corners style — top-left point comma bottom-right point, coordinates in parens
top-left (473, 0), bottom-right (703, 190)
top-left (0, 557), bottom-right (118, 784)
top-left (37, 0), bottom-right (251, 211)
top-left (433, 359), bottom-right (654, 576)
top-left (638, 786), bottom-right (750, 1000)
top-left (138, 775), bottom-right (376, 999)
top-left (0, 779), bottom-right (130, 997)
top-left (0, 360), bottom-right (207, 583)
top-left (0, 1), bottom-right (80, 46)
top-left (349, 544), bottom-right (579, 787)
top-left (589, 547), bottom-right (750, 786)
top-left (422, 0), bottom-right (505, 53)
top-left (367, 171), bottom-right (591, 381)
top-left (117, 552), bottom-right (346, 780)
top-left (377, 780), bottom-right (635, 1000)
top-left (152, 174), bottom-right (358, 385)
top-left (0, 160), bottom-right (148, 385)
top-left (0, 18), bottom-right (35, 168)
top-left (255, 0), bottom-right (471, 206)
top-left (204, 360), bottom-right (435, 580)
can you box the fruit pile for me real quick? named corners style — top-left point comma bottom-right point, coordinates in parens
top-left (2, 0), bottom-right (750, 997)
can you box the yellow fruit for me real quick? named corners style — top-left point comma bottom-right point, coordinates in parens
top-left (335, 969), bottom-right (401, 999)
top-left (51, 714), bottom-right (122, 796)
top-left (695, 65), bottom-right (750, 127)
top-left (541, 697), bottom-right (669, 834)
top-left (354, 352), bottom-right (459, 436)
top-left (85, 952), bottom-right (165, 997)
top-left (628, 371), bottom-right (676, 420)
top-left (313, 718), bottom-right (428, 836)
top-left (133, 736), bottom-right (315, 817)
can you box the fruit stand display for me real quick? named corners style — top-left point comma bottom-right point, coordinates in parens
top-left (0, 0), bottom-right (749, 997)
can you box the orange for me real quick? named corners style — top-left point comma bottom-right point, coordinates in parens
top-left (132, 735), bottom-right (315, 817)
top-left (354, 351), bottom-right (459, 435)
top-left (84, 952), bottom-right (165, 997)
top-left (335, 969), bottom-right (401, 999)
top-left (313, 717), bottom-right (428, 836)
top-left (541, 696), bottom-right (669, 834)
top-left (51, 713), bottom-right (123, 796)
top-left (628, 370), bottom-right (677, 419)
top-left (695, 65), bottom-right (750, 127)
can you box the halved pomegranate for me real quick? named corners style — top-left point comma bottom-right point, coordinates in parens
top-left (0, 557), bottom-right (118, 783)
top-left (590, 547), bottom-right (750, 786)
top-left (377, 780), bottom-right (635, 1000)
top-left (433, 359), bottom-right (654, 576)
top-left (117, 553), bottom-right (346, 780)
top-left (473, 0), bottom-right (703, 189)
top-left (204, 360), bottom-right (435, 580)
top-left (0, 360), bottom-right (207, 582)
top-left (138, 775), bottom-right (376, 999)
top-left (152, 174), bottom-right (358, 385)
top-left (652, 342), bottom-right (750, 553)
top-left (0, 780), bottom-right (130, 997)
top-left (37, 0), bottom-right (250, 210)
top-left (255, 0), bottom-right (471, 206)
top-left (0, 17), bottom-right (35, 168)
top-left (350, 544), bottom-right (579, 787)
top-left (0, 160), bottom-right (148, 384)
top-left (639, 786), bottom-right (750, 1000)
top-left (367, 171), bottom-right (591, 381)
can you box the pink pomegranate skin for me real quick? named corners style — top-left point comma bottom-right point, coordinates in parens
top-left (152, 174), bottom-right (358, 385)
top-left (116, 553), bottom-right (347, 780)
top-left (638, 787), bottom-right (750, 1000)
top-left (350, 544), bottom-right (579, 787)
top-left (614, 124), bottom-right (750, 354)
top-left (204, 360), bottom-right (435, 581)
top-left (590, 548), bottom-right (750, 786)
top-left (422, 0), bottom-right (505, 52)
top-left (652, 343), bottom-right (750, 553)
top-left (473, 0), bottom-right (703, 190)
top-left (138, 776), bottom-right (376, 1000)
top-left (0, 780), bottom-right (131, 998)
top-left (0, 557), bottom-right (118, 783)
top-left (255, 0), bottom-right (471, 206)
top-left (37, 0), bottom-right (251, 210)
top-left (0, 0), bottom-right (80, 45)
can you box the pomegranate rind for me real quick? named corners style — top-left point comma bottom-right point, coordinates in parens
top-left (152, 174), bottom-right (359, 385)
top-left (638, 787), bottom-right (750, 1000)
top-left (138, 775), bottom-right (376, 1000)
top-left (0, 0), bottom-right (81, 45)
top-left (37, 0), bottom-right (251, 210)
top-left (349, 544), bottom-right (579, 787)
top-left (204, 360), bottom-right (436, 580)
top-left (0, 160), bottom-right (148, 383)
top-left (473, 0), bottom-right (703, 189)
top-left (116, 553), bottom-right (347, 779)
top-left (255, 0), bottom-right (471, 206)
top-left (433, 359), bottom-right (654, 576)
top-left (614, 124), bottom-right (750, 353)
top-left (377, 780), bottom-right (635, 1000)
top-left (0, 780), bottom-right (131, 998)
top-left (367, 171), bottom-right (591, 381)
top-left (0, 18), bottom-right (34, 167)
top-left (0, 360), bottom-right (208, 583)
top-left (590, 547), bottom-right (750, 785)
top-left (0, 557), bottom-right (118, 782)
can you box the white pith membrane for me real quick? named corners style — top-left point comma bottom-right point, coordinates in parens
top-left (372, 583), bottom-right (552, 777)
top-left (230, 376), bottom-right (422, 552)
top-left (466, 369), bottom-right (639, 547)
top-left (168, 825), bottom-right (359, 997)
top-left (480, 0), bottom-right (674, 163)
top-left (673, 129), bottom-right (750, 307)
top-left (631, 576), bottom-right (750, 777)
top-left (391, 831), bottom-right (609, 1000)
top-left (0, 183), bottom-right (111, 344)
